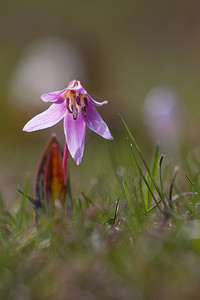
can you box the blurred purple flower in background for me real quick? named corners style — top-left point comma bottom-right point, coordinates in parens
top-left (23, 80), bottom-right (113, 165)
top-left (143, 86), bottom-right (183, 150)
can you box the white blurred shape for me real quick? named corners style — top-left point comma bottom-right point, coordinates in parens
top-left (143, 86), bottom-right (183, 150)
top-left (8, 37), bottom-right (86, 110)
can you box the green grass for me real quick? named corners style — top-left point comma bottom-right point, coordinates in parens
top-left (1, 118), bottom-right (200, 300)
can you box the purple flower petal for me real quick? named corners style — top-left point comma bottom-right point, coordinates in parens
top-left (41, 88), bottom-right (67, 102)
top-left (87, 95), bottom-right (108, 106)
top-left (64, 112), bottom-right (86, 165)
top-left (84, 104), bottom-right (113, 140)
top-left (23, 100), bottom-right (66, 132)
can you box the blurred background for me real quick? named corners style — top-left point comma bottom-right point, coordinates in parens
top-left (1, 0), bottom-right (200, 205)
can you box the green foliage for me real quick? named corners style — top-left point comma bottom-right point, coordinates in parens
top-left (1, 119), bottom-right (200, 299)
top-left (145, 143), bottom-right (160, 210)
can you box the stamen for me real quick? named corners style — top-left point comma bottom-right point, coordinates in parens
top-left (67, 92), bottom-right (89, 119)
top-left (81, 107), bottom-right (87, 118)
top-left (80, 96), bottom-right (88, 118)
top-left (76, 96), bottom-right (81, 106)
top-left (83, 97), bottom-right (88, 110)
top-left (66, 98), bottom-right (73, 113)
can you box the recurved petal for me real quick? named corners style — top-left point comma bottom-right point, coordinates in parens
top-left (64, 112), bottom-right (86, 165)
top-left (84, 104), bottom-right (113, 140)
top-left (88, 95), bottom-right (108, 106)
top-left (23, 100), bottom-right (66, 132)
top-left (41, 89), bottom-right (67, 102)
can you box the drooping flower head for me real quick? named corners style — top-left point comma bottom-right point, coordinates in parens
top-left (23, 80), bottom-right (113, 164)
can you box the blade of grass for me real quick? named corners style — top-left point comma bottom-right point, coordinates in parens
top-left (17, 189), bottom-right (35, 205)
top-left (127, 139), bottom-right (161, 212)
top-left (186, 175), bottom-right (200, 195)
top-left (120, 114), bottom-right (166, 208)
top-left (139, 175), bottom-right (145, 211)
top-left (123, 181), bottom-right (131, 206)
top-left (185, 174), bottom-right (200, 213)
top-left (0, 224), bottom-right (13, 232)
top-left (169, 166), bottom-right (179, 209)
top-left (159, 155), bottom-right (165, 199)
top-left (146, 191), bottom-right (198, 214)
top-left (112, 198), bottom-right (120, 225)
top-left (81, 192), bottom-right (108, 219)
top-left (4, 211), bottom-right (17, 226)
top-left (145, 143), bottom-right (160, 210)
top-left (33, 207), bottom-right (41, 219)
top-left (77, 198), bottom-right (83, 212)
top-left (16, 181), bottom-right (30, 229)
top-left (132, 180), bottom-right (138, 204)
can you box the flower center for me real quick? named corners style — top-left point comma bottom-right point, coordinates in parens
top-left (64, 90), bottom-right (88, 120)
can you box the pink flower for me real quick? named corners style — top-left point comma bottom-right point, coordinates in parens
top-left (23, 80), bottom-right (113, 164)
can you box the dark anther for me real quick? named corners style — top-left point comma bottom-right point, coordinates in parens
top-left (83, 97), bottom-right (88, 110)
top-left (81, 107), bottom-right (87, 118)
top-left (66, 98), bottom-right (73, 113)
top-left (76, 96), bottom-right (81, 106)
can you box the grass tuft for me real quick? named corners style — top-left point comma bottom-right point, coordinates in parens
top-left (1, 117), bottom-right (200, 299)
